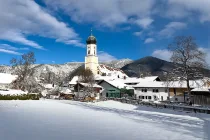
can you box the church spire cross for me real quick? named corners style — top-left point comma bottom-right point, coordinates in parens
top-left (90, 28), bottom-right (93, 36)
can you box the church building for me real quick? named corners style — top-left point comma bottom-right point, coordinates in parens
top-left (85, 30), bottom-right (128, 79)
top-left (85, 31), bottom-right (99, 75)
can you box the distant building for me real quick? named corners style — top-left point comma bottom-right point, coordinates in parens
top-left (98, 80), bottom-right (134, 98)
top-left (191, 88), bottom-right (210, 106)
top-left (133, 81), bottom-right (169, 102)
top-left (73, 82), bottom-right (103, 100)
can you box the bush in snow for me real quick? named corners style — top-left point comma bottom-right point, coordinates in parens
top-left (0, 94), bottom-right (40, 100)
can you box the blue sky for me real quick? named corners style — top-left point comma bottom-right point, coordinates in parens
top-left (0, 0), bottom-right (209, 65)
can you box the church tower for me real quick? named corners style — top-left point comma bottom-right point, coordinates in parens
top-left (85, 30), bottom-right (99, 75)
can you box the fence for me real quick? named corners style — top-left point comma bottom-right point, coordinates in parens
top-left (107, 97), bottom-right (210, 114)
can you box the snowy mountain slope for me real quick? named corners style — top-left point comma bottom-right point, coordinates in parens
top-left (0, 59), bottom-right (132, 80)
top-left (122, 56), bottom-right (210, 79)
top-left (0, 65), bottom-right (13, 73)
top-left (103, 58), bottom-right (133, 68)
top-left (31, 63), bottom-right (84, 78)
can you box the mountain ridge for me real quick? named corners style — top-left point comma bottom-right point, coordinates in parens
top-left (121, 56), bottom-right (210, 79)
top-left (1, 57), bottom-right (209, 80)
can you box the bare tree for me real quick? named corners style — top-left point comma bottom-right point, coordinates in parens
top-left (10, 52), bottom-right (38, 93)
top-left (78, 68), bottom-right (95, 83)
top-left (167, 36), bottom-right (207, 98)
top-left (77, 68), bottom-right (95, 97)
top-left (40, 72), bottom-right (56, 84)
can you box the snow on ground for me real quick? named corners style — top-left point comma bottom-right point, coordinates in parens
top-left (0, 100), bottom-right (209, 140)
top-left (0, 89), bottom-right (27, 95)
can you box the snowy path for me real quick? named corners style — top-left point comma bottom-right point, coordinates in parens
top-left (0, 100), bottom-right (209, 140)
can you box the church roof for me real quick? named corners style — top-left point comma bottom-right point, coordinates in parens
top-left (86, 35), bottom-right (97, 44)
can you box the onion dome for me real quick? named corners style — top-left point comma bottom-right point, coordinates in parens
top-left (86, 29), bottom-right (97, 44)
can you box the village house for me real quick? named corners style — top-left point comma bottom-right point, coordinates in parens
top-left (98, 80), bottom-right (134, 99)
top-left (133, 79), bottom-right (208, 103)
top-left (73, 82), bottom-right (103, 100)
top-left (191, 88), bottom-right (210, 106)
top-left (133, 81), bottom-right (169, 102)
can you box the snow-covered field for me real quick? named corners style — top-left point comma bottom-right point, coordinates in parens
top-left (0, 100), bottom-right (209, 140)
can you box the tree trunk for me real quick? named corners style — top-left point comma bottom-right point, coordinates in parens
top-left (187, 80), bottom-right (192, 103)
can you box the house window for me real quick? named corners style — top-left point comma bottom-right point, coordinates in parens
top-left (153, 89), bottom-right (159, 92)
top-left (145, 96), bottom-right (148, 99)
top-left (142, 96), bottom-right (144, 99)
top-left (165, 89), bottom-right (168, 93)
top-left (154, 96), bottom-right (157, 100)
top-left (148, 96), bottom-right (152, 100)
top-left (141, 89), bottom-right (147, 92)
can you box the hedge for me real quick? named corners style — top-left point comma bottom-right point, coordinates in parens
top-left (0, 94), bottom-right (40, 100)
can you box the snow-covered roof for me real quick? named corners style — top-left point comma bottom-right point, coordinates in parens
top-left (133, 81), bottom-right (166, 88)
top-left (100, 80), bottom-right (133, 90)
top-left (79, 83), bottom-right (102, 88)
top-left (168, 80), bottom-right (204, 88)
top-left (95, 75), bottom-right (116, 81)
top-left (0, 73), bottom-right (17, 84)
top-left (69, 76), bottom-right (79, 85)
top-left (59, 87), bottom-right (72, 94)
top-left (191, 88), bottom-right (210, 92)
top-left (134, 80), bottom-right (205, 88)
top-left (0, 89), bottom-right (27, 95)
top-left (43, 84), bottom-right (55, 89)
top-left (98, 64), bottom-right (128, 79)
top-left (142, 76), bottom-right (160, 82)
top-left (123, 76), bottom-right (160, 84)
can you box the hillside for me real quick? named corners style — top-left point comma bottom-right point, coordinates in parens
top-left (0, 59), bottom-right (132, 80)
top-left (121, 56), bottom-right (210, 79)
top-left (1, 56), bottom-right (209, 80)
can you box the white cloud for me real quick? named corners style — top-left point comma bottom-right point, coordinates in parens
top-left (152, 47), bottom-right (210, 66)
top-left (133, 31), bottom-right (143, 37)
top-left (159, 22), bottom-right (187, 38)
top-left (0, 48), bottom-right (22, 55)
top-left (61, 39), bottom-right (86, 48)
top-left (198, 47), bottom-right (210, 67)
top-left (152, 49), bottom-right (172, 61)
top-left (0, 44), bottom-right (19, 51)
top-left (122, 26), bottom-right (131, 31)
top-left (44, 0), bottom-right (155, 27)
top-left (98, 51), bottom-right (117, 62)
top-left (135, 17), bottom-right (154, 29)
top-left (0, 44), bottom-right (29, 51)
top-left (0, 44), bottom-right (30, 55)
top-left (165, 0), bottom-right (210, 22)
top-left (0, 0), bottom-right (83, 49)
top-left (144, 38), bottom-right (155, 44)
